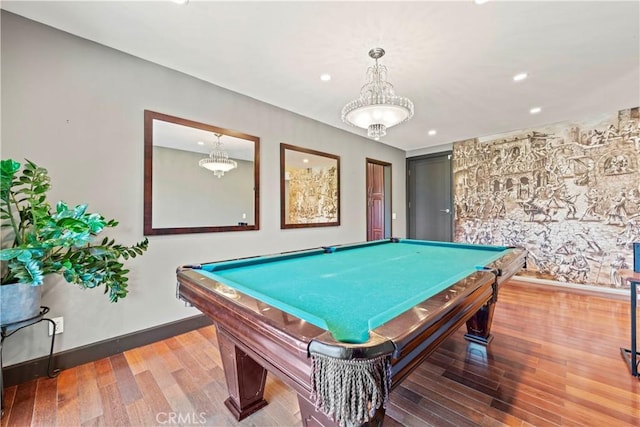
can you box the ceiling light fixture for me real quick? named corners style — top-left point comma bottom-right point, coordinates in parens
top-left (320, 73), bottom-right (331, 82)
top-left (513, 72), bottom-right (528, 82)
top-left (198, 133), bottom-right (238, 178)
top-left (341, 48), bottom-right (414, 140)
top-left (529, 107), bottom-right (542, 114)
top-left (428, 129), bottom-right (437, 136)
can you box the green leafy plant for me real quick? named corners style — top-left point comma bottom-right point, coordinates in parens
top-left (0, 159), bottom-right (148, 302)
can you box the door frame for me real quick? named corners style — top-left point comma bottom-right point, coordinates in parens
top-left (365, 158), bottom-right (392, 240)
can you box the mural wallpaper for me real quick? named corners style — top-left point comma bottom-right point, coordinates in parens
top-left (453, 107), bottom-right (640, 289)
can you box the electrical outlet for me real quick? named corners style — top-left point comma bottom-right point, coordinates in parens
top-left (48, 316), bottom-right (64, 336)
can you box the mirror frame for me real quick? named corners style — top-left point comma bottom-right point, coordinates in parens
top-left (280, 143), bottom-right (340, 229)
top-left (144, 110), bottom-right (260, 235)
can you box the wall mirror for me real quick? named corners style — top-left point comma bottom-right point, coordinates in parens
top-left (144, 110), bottom-right (260, 235)
top-left (280, 143), bottom-right (340, 229)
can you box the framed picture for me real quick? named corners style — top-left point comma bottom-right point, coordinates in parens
top-left (280, 143), bottom-right (340, 228)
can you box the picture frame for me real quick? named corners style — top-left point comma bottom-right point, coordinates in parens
top-left (280, 143), bottom-right (340, 229)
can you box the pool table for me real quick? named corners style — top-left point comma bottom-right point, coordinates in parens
top-left (176, 239), bottom-right (526, 427)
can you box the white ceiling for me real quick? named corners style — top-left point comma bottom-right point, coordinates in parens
top-left (3, 0), bottom-right (639, 153)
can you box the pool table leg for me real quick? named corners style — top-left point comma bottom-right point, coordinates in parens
top-left (464, 298), bottom-right (496, 345)
top-left (217, 327), bottom-right (269, 420)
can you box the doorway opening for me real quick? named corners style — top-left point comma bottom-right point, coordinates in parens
top-left (366, 158), bottom-right (392, 241)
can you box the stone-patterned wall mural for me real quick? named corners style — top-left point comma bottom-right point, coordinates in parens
top-left (453, 107), bottom-right (640, 289)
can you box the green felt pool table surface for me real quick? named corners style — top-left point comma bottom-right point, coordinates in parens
top-left (197, 239), bottom-right (512, 343)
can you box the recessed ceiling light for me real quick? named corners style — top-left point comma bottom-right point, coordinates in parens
top-left (474, 0), bottom-right (490, 4)
top-left (197, 141), bottom-right (204, 145)
top-left (530, 107), bottom-right (542, 114)
top-left (513, 72), bottom-right (528, 82)
top-left (171, 0), bottom-right (189, 4)
top-left (428, 129), bottom-right (437, 136)
top-left (303, 158), bottom-right (309, 163)
top-left (320, 73), bottom-right (331, 82)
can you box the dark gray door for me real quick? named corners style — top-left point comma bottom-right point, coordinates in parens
top-left (407, 152), bottom-right (453, 241)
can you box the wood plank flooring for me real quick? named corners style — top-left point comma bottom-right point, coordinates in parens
top-left (2, 281), bottom-right (639, 426)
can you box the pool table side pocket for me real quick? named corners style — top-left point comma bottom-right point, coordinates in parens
top-left (490, 248), bottom-right (528, 286)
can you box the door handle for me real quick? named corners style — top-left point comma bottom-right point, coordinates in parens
top-left (439, 208), bottom-right (451, 214)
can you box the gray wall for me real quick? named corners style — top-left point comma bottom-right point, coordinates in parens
top-left (0, 11), bottom-right (407, 366)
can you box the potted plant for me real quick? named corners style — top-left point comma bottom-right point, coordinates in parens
top-left (0, 159), bottom-right (148, 325)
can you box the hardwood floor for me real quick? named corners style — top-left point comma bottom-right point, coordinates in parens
top-left (2, 281), bottom-right (639, 426)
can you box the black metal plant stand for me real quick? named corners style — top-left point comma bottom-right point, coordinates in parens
top-left (1, 306), bottom-right (60, 417)
top-left (620, 272), bottom-right (640, 378)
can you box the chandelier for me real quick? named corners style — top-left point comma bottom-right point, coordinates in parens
top-left (198, 133), bottom-right (238, 178)
top-left (341, 48), bottom-right (414, 140)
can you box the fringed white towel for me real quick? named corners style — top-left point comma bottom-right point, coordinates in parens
top-left (310, 351), bottom-right (392, 427)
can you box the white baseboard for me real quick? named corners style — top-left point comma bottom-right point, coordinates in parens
top-left (508, 275), bottom-right (631, 301)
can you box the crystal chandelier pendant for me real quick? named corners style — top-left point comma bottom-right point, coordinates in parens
top-left (341, 48), bottom-right (414, 140)
top-left (198, 133), bottom-right (238, 178)
top-left (368, 123), bottom-right (387, 140)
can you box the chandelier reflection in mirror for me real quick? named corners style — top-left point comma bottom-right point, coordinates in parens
top-left (341, 48), bottom-right (414, 140)
top-left (198, 133), bottom-right (238, 178)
